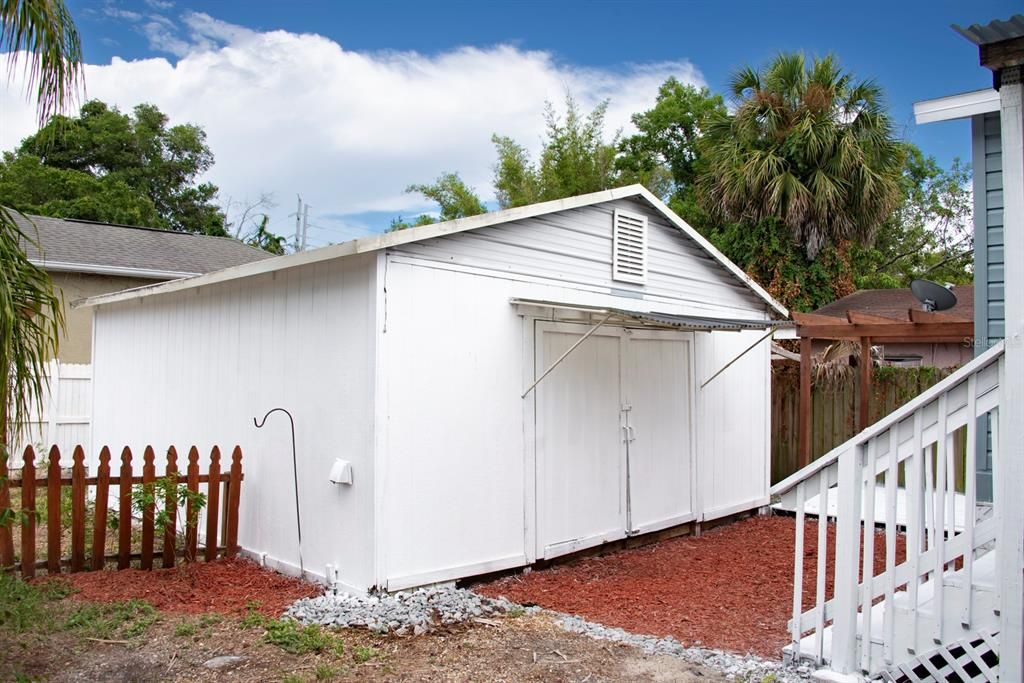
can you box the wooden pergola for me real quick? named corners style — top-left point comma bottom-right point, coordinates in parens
top-left (792, 309), bottom-right (973, 468)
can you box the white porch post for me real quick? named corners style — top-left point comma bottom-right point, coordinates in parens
top-left (997, 67), bottom-right (1024, 683)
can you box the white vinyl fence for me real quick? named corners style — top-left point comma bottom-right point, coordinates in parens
top-left (9, 361), bottom-right (91, 468)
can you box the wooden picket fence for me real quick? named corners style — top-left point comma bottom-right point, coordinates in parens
top-left (0, 445), bottom-right (243, 578)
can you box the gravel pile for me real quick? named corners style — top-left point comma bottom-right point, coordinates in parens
top-left (556, 614), bottom-right (815, 682)
top-left (286, 586), bottom-right (522, 635)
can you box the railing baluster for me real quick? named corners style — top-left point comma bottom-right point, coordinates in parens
top-left (815, 473), bottom-right (828, 664)
top-left (884, 427), bottom-right (898, 664)
top-left (907, 411), bottom-right (923, 655)
top-left (861, 439), bottom-right (877, 673)
top-left (962, 376), bottom-right (977, 628)
top-left (933, 393), bottom-right (948, 644)
top-left (989, 405), bottom-right (1000, 608)
top-left (792, 481), bottom-right (806, 661)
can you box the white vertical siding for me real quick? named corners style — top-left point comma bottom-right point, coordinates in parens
top-left (378, 261), bottom-right (529, 589)
top-left (91, 253), bottom-right (378, 591)
top-left (379, 252), bottom-right (772, 587)
top-left (694, 329), bottom-right (772, 519)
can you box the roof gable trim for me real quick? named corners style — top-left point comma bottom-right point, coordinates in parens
top-left (75, 185), bottom-right (788, 317)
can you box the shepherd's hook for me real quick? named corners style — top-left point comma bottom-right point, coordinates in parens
top-left (253, 408), bottom-right (304, 578)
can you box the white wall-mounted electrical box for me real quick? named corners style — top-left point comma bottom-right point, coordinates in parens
top-left (328, 459), bottom-right (353, 485)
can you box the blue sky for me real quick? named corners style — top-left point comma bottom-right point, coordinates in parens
top-left (6, 0), bottom-right (1019, 243)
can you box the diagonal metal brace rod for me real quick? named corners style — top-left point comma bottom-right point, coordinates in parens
top-left (700, 326), bottom-right (779, 389)
top-left (522, 312), bottom-right (614, 398)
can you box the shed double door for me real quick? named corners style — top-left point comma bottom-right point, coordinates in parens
top-left (534, 321), bottom-right (694, 559)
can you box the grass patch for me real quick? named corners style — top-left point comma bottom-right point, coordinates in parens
top-left (264, 618), bottom-right (344, 656)
top-left (240, 601), bottom-right (267, 629)
top-left (506, 606), bottom-right (525, 618)
top-left (64, 599), bottom-right (158, 639)
top-left (174, 622), bottom-right (197, 637)
top-left (314, 663), bottom-right (340, 680)
top-left (352, 645), bottom-right (379, 663)
top-left (0, 573), bottom-right (72, 634)
top-left (173, 612), bottom-right (223, 638)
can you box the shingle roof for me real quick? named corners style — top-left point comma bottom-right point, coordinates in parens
top-left (813, 286), bottom-right (974, 322)
top-left (12, 212), bottom-right (273, 277)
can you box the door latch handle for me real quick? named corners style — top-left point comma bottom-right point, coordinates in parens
top-left (627, 425), bottom-right (636, 442)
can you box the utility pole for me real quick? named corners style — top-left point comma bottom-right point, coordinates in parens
top-left (301, 203), bottom-right (309, 252)
top-left (292, 195), bottom-right (310, 253)
top-left (294, 195), bottom-right (302, 253)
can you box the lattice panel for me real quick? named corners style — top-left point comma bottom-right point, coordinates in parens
top-left (878, 631), bottom-right (999, 682)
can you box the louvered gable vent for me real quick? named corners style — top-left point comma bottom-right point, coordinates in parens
top-left (611, 209), bottom-right (648, 284)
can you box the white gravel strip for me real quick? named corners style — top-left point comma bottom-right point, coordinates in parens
top-left (286, 588), bottom-right (816, 681)
top-left (555, 613), bottom-right (815, 682)
top-left (286, 585), bottom-right (520, 635)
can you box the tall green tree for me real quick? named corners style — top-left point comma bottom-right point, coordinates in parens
top-left (1, 0), bottom-right (82, 550)
top-left (4, 100), bottom-right (226, 235)
top-left (492, 95), bottom-right (620, 209)
top-left (407, 172), bottom-right (487, 222)
top-left (616, 78), bottom-right (725, 226)
top-left (852, 146), bottom-right (973, 288)
top-left (389, 172), bottom-right (486, 231)
top-left (698, 53), bottom-right (904, 261)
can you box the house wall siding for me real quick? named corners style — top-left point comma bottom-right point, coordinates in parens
top-left (90, 253), bottom-right (379, 590)
top-left (972, 112), bottom-right (1004, 501)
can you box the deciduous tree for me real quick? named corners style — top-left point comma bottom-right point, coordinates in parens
top-left (4, 100), bottom-right (226, 235)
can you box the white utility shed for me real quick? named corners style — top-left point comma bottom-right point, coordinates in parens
top-left (80, 185), bottom-right (788, 593)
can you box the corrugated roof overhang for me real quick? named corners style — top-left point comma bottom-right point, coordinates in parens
top-left (511, 298), bottom-right (792, 332)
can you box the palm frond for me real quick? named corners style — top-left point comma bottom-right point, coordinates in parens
top-left (1, 0), bottom-right (84, 124)
top-left (0, 208), bottom-right (64, 457)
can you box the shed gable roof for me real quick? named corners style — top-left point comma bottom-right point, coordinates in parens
top-left (75, 185), bottom-right (788, 316)
top-left (14, 212), bottom-right (272, 278)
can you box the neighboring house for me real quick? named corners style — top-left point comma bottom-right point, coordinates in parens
top-left (14, 212), bottom-right (272, 364)
top-left (812, 286), bottom-right (974, 367)
top-left (772, 15), bottom-right (1024, 681)
top-left (78, 185), bottom-right (788, 594)
top-left (915, 91), bottom-right (1004, 356)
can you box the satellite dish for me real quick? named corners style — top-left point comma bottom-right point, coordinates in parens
top-left (910, 279), bottom-right (958, 312)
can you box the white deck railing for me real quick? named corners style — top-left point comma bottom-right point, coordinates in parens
top-left (771, 341), bottom-right (1005, 677)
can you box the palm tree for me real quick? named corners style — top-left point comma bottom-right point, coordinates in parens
top-left (698, 52), bottom-right (903, 259)
top-left (0, 0), bottom-right (83, 561)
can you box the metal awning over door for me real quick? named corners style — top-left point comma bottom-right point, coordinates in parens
top-left (511, 298), bottom-right (783, 332)
top-left (513, 298), bottom-right (790, 396)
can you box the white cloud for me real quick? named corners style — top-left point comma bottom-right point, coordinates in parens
top-left (0, 12), bottom-right (703, 241)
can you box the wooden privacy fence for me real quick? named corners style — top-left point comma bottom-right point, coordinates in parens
top-left (772, 365), bottom-right (960, 483)
top-left (0, 445), bottom-right (243, 578)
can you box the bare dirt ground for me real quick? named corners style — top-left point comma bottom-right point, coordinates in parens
top-left (2, 609), bottom-right (724, 682)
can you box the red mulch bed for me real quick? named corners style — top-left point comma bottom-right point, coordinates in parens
top-left (477, 515), bottom-right (904, 659)
top-left (39, 558), bottom-right (322, 616)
